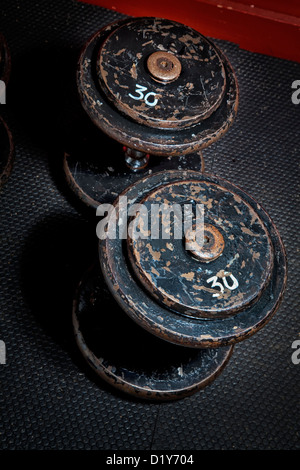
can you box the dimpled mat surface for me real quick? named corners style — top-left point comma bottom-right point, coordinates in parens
top-left (0, 0), bottom-right (299, 450)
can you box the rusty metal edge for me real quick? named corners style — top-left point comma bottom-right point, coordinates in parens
top-left (72, 264), bottom-right (234, 400)
top-left (77, 18), bottom-right (239, 156)
top-left (99, 169), bottom-right (287, 348)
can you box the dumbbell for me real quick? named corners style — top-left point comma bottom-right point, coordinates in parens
top-left (73, 170), bottom-right (287, 400)
top-left (64, 17), bottom-right (239, 207)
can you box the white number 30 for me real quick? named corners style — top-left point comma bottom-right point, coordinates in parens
top-left (128, 84), bottom-right (158, 107)
top-left (206, 273), bottom-right (239, 297)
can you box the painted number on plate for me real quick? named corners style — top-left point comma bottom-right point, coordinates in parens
top-left (206, 273), bottom-right (239, 297)
top-left (128, 84), bottom-right (158, 107)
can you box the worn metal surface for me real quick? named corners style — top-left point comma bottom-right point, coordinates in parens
top-left (127, 179), bottom-right (274, 319)
top-left (147, 51), bottom-right (182, 84)
top-left (99, 170), bottom-right (287, 348)
top-left (97, 18), bottom-right (226, 129)
top-left (63, 120), bottom-right (205, 207)
top-left (185, 223), bottom-right (225, 262)
top-left (73, 263), bottom-right (233, 400)
top-left (0, 116), bottom-right (14, 187)
top-left (77, 17), bottom-right (239, 156)
top-left (123, 147), bottom-right (150, 171)
top-left (64, 17), bottom-right (236, 208)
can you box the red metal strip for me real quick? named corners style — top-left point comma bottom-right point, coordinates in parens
top-left (78, 0), bottom-right (300, 62)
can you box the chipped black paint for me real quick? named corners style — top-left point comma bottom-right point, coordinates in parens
top-left (77, 17), bottom-right (239, 156)
top-left (98, 18), bottom-right (226, 129)
top-left (99, 170), bottom-right (287, 348)
top-left (73, 263), bottom-right (233, 400)
top-left (63, 121), bottom-right (205, 207)
top-left (127, 179), bottom-right (274, 319)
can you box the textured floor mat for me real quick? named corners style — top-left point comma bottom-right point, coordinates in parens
top-left (0, 0), bottom-right (299, 450)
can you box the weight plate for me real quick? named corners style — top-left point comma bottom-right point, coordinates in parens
top-left (97, 18), bottom-right (226, 129)
top-left (0, 116), bottom-right (14, 187)
top-left (73, 264), bottom-right (233, 400)
top-left (127, 179), bottom-right (274, 319)
top-left (99, 170), bottom-right (287, 348)
top-left (77, 17), bottom-right (238, 156)
top-left (63, 122), bottom-right (204, 208)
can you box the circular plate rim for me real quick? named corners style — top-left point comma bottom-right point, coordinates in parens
top-left (63, 149), bottom-right (205, 209)
top-left (77, 17), bottom-right (239, 156)
top-left (97, 17), bottom-right (227, 130)
top-left (99, 169), bottom-right (287, 348)
top-left (126, 178), bottom-right (275, 319)
top-left (72, 263), bottom-right (234, 401)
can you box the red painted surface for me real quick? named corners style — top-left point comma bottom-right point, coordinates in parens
top-left (79, 0), bottom-right (300, 62)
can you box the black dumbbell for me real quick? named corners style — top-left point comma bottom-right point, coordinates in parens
top-left (64, 17), bottom-right (238, 207)
top-left (73, 170), bottom-right (287, 400)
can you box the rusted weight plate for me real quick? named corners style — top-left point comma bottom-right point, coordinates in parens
top-left (127, 180), bottom-right (274, 319)
top-left (77, 17), bottom-right (239, 156)
top-left (99, 170), bottom-right (287, 348)
top-left (0, 116), bottom-right (14, 187)
top-left (97, 18), bottom-right (226, 129)
top-left (63, 122), bottom-right (204, 208)
top-left (73, 263), bottom-right (233, 400)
